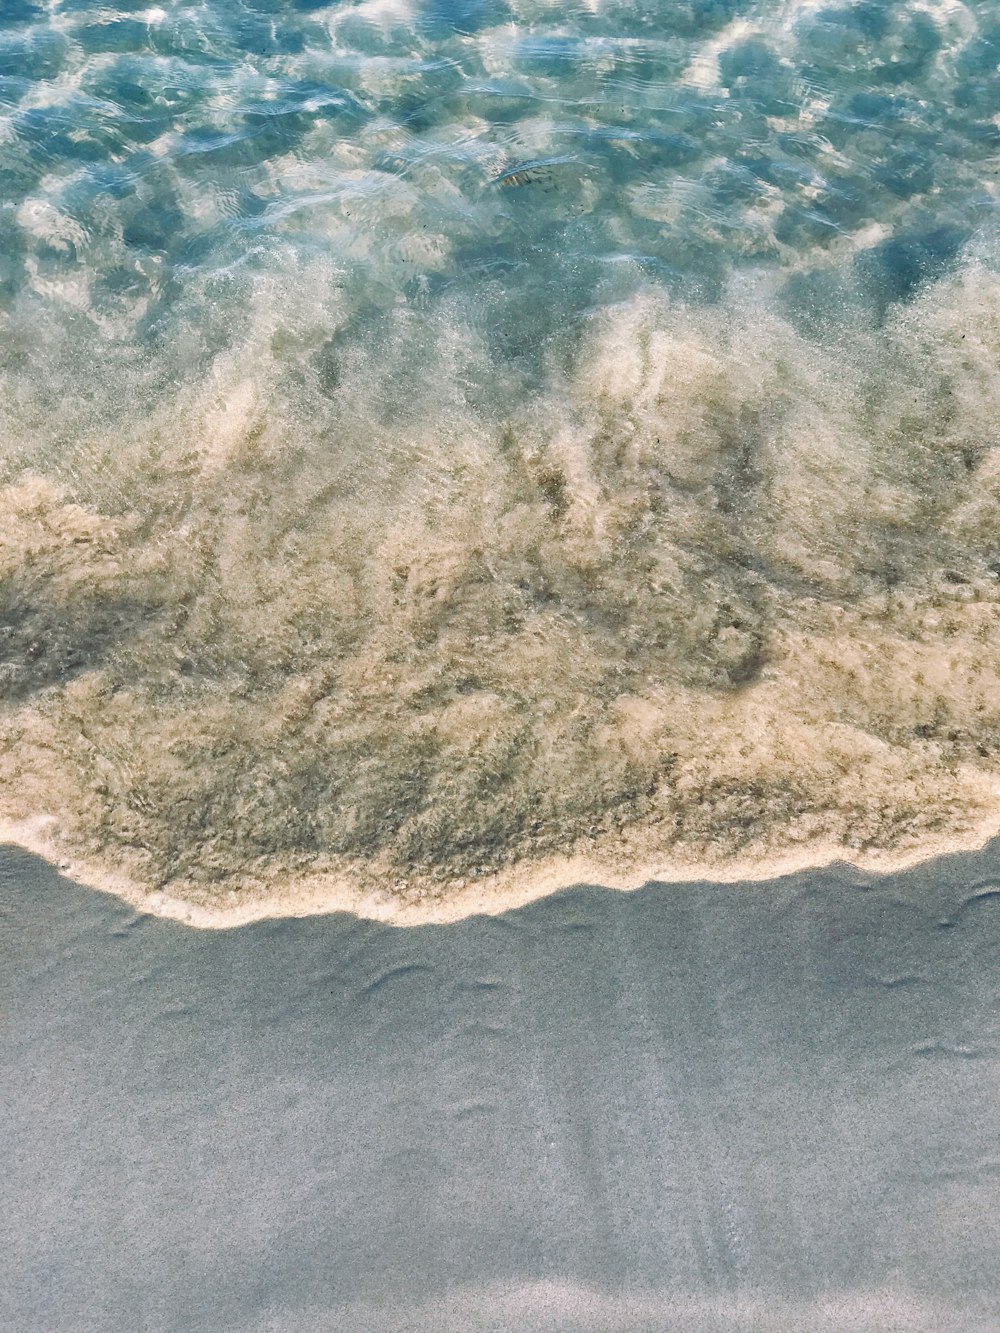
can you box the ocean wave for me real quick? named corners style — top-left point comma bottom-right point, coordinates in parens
top-left (1, 0), bottom-right (999, 913)
top-left (2, 250), bottom-right (999, 909)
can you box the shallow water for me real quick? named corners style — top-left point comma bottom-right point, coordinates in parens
top-left (1, 1), bottom-right (999, 897)
top-left (3, 845), bottom-right (1000, 1330)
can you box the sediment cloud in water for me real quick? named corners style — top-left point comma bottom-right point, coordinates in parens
top-left (2, 258), bottom-right (1000, 905)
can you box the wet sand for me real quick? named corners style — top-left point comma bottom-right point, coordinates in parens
top-left (3, 843), bottom-right (999, 1331)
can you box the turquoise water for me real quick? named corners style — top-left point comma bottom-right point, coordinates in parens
top-left (1, 0), bottom-right (995, 336)
top-left (1, 0), bottom-right (999, 898)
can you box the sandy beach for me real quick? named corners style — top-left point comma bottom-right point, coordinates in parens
top-left (5, 840), bottom-right (999, 1331)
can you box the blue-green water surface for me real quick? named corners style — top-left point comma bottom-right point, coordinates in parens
top-left (1, 0), bottom-right (996, 352)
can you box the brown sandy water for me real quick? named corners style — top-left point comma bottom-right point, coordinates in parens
top-left (4, 267), bottom-right (1000, 919)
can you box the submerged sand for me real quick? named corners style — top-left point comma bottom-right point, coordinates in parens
top-left (4, 269), bottom-right (1000, 909)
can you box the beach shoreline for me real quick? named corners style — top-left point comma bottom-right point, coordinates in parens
top-left (5, 810), bottom-right (999, 931)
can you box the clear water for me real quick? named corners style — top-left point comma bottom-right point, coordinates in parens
top-left (1, 0), bottom-right (999, 901)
